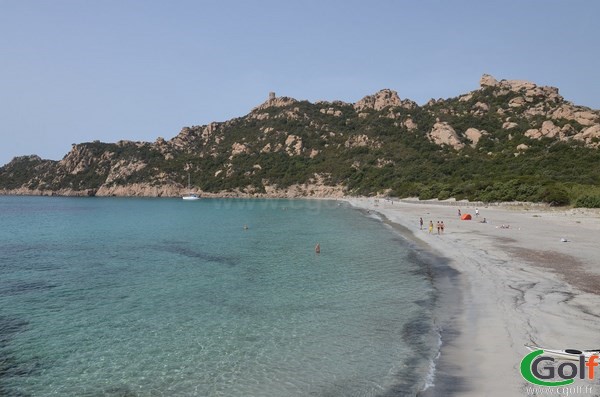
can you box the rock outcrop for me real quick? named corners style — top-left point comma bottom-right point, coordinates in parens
top-left (284, 135), bottom-right (303, 156)
top-left (551, 104), bottom-right (599, 126)
top-left (320, 107), bottom-right (343, 117)
top-left (428, 122), bottom-right (464, 150)
top-left (479, 74), bottom-right (498, 87)
top-left (573, 124), bottom-right (600, 147)
top-left (252, 95), bottom-right (298, 112)
top-left (476, 73), bottom-right (599, 147)
top-left (541, 121), bottom-right (562, 138)
top-left (464, 128), bottom-right (484, 147)
top-left (231, 142), bottom-right (250, 157)
top-left (402, 118), bottom-right (417, 131)
top-left (480, 74), bottom-right (562, 103)
top-left (354, 89), bottom-right (416, 111)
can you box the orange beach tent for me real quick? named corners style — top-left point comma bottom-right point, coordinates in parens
top-left (461, 213), bottom-right (472, 220)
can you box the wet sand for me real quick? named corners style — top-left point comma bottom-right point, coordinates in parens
top-left (346, 198), bottom-right (600, 396)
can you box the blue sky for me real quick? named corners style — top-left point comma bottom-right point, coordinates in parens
top-left (1, 0), bottom-right (598, 166)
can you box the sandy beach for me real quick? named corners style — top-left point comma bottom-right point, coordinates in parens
top-left (346, 198), bottom-right (600, 396)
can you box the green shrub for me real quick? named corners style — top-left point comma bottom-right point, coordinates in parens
top-left (574, 194), bottom-right (600, 208)
top-left (539, 185), bottom-right (570, 206)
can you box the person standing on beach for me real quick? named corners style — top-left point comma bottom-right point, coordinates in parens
top-left (419, 217), bottom-right (423, 230)
top-left (436, 221), bottom-right (441, 235)
top-left (429, 221), bottom-right (433, 234)
top-left (475, 208), bottom-right (479, 218)
top-left (440, 221), bottom-right (445, 234)
top-left (458, 208), bottom-right (461, 217)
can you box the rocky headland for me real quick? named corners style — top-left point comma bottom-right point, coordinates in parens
top-left (1, 74), bottom-right (599, 203)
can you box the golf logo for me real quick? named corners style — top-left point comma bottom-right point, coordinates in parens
top-left (521, 346), bottom-right (600, 386)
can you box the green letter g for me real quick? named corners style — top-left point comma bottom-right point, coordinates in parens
top-left (521, 350), bottom-right (574, 386)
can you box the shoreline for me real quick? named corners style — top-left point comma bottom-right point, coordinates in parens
top-left (346, 198), bottom-right (600, 396)
top-left (377, 211), bottom-right (467, 395)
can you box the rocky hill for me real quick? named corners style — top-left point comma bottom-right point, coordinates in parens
top-left (1, 74), bottom-right (600, 205)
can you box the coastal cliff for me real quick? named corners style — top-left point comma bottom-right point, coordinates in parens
top-left (1, 75), bottom-right (599, 204)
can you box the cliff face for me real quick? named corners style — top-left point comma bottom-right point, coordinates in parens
top-left (1, 74), bottom-right (599, 201)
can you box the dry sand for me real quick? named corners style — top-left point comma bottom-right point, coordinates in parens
top-left (346, 198), bottom-right (600, 396)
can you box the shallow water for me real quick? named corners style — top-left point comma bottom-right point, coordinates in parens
top-left (0, 197), bottom-right (438, 396)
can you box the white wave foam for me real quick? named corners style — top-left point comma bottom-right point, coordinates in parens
top-left (421, 326), bottom-right (443, 391)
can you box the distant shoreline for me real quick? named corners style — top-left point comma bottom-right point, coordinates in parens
top-left (0, 183), bottom-right (347, 199)
top-left (0, 190), bottom-right (567, 207)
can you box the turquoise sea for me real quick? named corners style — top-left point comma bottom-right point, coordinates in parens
top-left (0, 197), bottom-right (439, 396)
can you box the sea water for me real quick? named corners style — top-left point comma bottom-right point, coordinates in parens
top-left (0, 197), bottom-right (438, 396)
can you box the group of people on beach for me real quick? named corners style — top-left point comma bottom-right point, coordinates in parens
top-left (420, 217), bottom-right (444, 234)
top-left (419, 207), bottom-right (486, 236)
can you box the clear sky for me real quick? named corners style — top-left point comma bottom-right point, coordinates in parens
top-left (1, 0), bottom-right (598, 166)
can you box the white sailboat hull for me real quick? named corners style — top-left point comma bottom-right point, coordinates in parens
top-left (182, 172), bottom-right (200, 200)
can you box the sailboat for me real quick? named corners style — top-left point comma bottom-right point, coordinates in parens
top-left (182, 173), bottom-right (200, 200)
